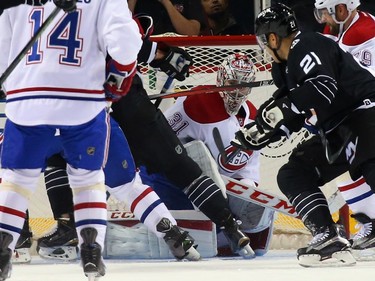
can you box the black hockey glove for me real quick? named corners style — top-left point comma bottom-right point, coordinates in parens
top-left (25, 0), bottom-right (48, 5)
top-left (150, 47), bottom-right (192, 81)
top-left (231, 122), bottom-right (282, 151)
top-left (256, 96), bottom-right (297, 132)
top-left (53, 0), bottom-right (76, 12)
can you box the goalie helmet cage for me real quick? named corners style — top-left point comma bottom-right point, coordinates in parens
top-left (20, 35), bottom-right (351, 251)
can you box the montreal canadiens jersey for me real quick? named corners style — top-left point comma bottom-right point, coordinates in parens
top-left (0, 1), bottom-right (142, 126)
top-left (285, 31), bottom-right (375, 132)
top-left (323, 11), bottom-right (375, 70)
top-left (164, 90), bottom-right (260, 184)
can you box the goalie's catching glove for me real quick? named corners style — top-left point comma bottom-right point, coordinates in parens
top-left (150, 47), bottom-right (192, 81)
top-left (53, 0), bottom-right (76, 12)
top-left (104, 59), bottom-right (137, 102)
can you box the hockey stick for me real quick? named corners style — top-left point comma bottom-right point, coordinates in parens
top-left (148, 79), bottom-right (274, 100)
top-left (154, 76), bottom-right (174, 108)
top-left (0, 6), bottom-right (62, 88)
top-left (212, 127), bottom-right (229, 163)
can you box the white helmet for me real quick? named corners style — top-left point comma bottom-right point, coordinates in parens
top-left (314, 0), bottom-right (360, 23)
top-left (216, 53), bottom-right (256, 115)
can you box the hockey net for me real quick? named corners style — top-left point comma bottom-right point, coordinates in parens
top-left (11, 35), bottom-right (350, 251)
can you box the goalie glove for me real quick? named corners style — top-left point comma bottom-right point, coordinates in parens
top-left (104, 59), bottom-right (137, 102)
top-left (231, 122), bottom-right (281, 151)
top-left (150, 47), bottom-right (192, 81)
top-left (53, 0), bottom-right (76, 12)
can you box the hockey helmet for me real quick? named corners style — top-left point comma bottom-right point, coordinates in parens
top-left (255, 3), bottom-right (298, 50)
top-left (314, 0), bottom-right (360, 23)
top-left (216, 53), bottom-right (256, 115)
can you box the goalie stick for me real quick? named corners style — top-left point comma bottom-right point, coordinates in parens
top-left (222, 176), bottom-right (346, 218)
top-left (148, 79), bottom-right (274, 100)
top-left (0, 6), bottom-right (62, 88)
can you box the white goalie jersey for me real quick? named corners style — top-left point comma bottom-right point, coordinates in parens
top-left (164, 90), bottom-right (260, 185)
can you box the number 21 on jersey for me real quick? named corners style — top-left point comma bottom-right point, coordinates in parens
top-left (300, 52), bottom-right (322, 74)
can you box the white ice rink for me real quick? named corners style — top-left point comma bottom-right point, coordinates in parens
top-left (9, 250), bottom-right (375, 281)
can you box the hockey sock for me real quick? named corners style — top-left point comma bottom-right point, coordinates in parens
top-left (337, 176), bottom-right (375, 219)
top-left (291, 190), bottom-right (334, 233)
top-left (109, 173), bottom-right (177, 238)
top-left (44, 166), bottom-right (74, 218)
top-left (184, 175), bottom-right (232, 227)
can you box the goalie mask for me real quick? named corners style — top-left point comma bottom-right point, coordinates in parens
top-left (217, 53), bottom-right (256, 115)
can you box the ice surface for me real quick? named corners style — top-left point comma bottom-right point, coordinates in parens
top-left (10, 250), bottom-right (374, 281)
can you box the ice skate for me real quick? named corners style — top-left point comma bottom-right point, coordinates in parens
top-left (221, 217), bottom-right (255, 259)
top-left (12, 228), bottom-right (32, 263)
top-left (80, 228), bottom-right (105, 281)
top-left (37, 218), bottom-right (78, 261)
top-left (157, 217), bottom-right (201, 261)
top-left (0, 232), bottom-right (13, 281)
top-left (297, 224), bottom-right (355, 267)
top-left (350, 213), bottom-right (375, 261)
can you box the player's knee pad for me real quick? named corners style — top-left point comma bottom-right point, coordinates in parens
top-left (67, 166), bottom-right (105, 193)
top-left (106, 173), bottom-right (142, 202)
top-left (1, 168), bottom-right (41, 196)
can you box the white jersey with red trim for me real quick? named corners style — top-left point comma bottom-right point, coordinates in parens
top-left (164, 90), bottom-right (260, 184)
top-left (0, 1), bottom-right (142, 126)
top-left (324, 11), bottom-right (375, 70)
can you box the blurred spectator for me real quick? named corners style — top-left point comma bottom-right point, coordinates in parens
top-left (200, 0), bottom-right (246, 35)
top-left (360, 0), bottom-right (375, 14)
top-left (129, 0), bottom-right (204, 35)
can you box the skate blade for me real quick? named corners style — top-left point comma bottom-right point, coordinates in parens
top-left (38, 246), bottom-right (78, 261)
top-left (86, 272), bottom-right (101, 281)
top-left (237, 244), bottom-right (255, 259)
top-left (184, 246), bottom-right (201, 261)
top-left (12, 248), bottom-right (31, 263)
top-left (298, 250), bottom-right (356, 267)
top-left (352, 248), bottom-right (375, 261)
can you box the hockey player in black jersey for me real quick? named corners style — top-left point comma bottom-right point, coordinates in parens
top-left (233, 2), bottom-right (375, 267)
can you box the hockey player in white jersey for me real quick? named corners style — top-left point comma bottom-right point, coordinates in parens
top-left (142, 53), bottom-right (275, 257)
top-left (314, 0), bottom-right (375, 259)
top-left (0, 0), bottom-right (142, 280)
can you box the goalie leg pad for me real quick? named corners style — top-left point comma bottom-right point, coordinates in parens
top-left (105, 210), bottom-right (217, 259)
top-left (184, 140), bottom-right (227, 198)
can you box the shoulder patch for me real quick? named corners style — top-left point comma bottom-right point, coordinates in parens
top-left (342, 12), bottom-right (375, 46)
